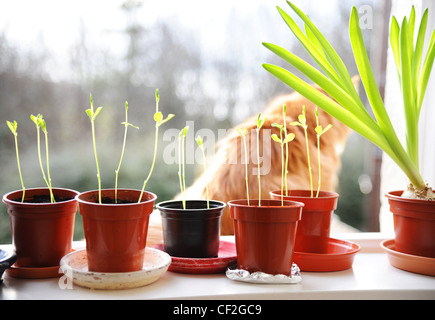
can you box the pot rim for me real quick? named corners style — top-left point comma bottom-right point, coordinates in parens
top-left (156, 199), bottom-right (226, 212)
top-left (270, 189), bottom-right (339, 199)
top-left (76, 188), bottom-right (157, 207)
top-left (2, 187), bottom-right (79, 207)
top-left (386, 190), bottom-right (435, 204)
top-left (227, 199), bottom-right (304, 209)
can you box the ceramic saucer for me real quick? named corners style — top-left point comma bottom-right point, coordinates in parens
top-left (59, 247), bottom-right (171, 290)
top-left (153, 241), bottom-right (237, 274)
top-left (381, 239), bottom-right (435, 276)
top-left (293, 237), bottom-right (360, 272)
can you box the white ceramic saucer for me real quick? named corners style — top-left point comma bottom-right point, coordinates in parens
top-left (59, 248), bottom-right (171, 290)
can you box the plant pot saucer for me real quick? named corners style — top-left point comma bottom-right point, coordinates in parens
top-left (6, 264), bottom-right (61, 279)
top-left (5, 249), bottom-right (75, 279)
top-left (293, 237), bottom-right (360, 272)
top-left (153, 241), bottom-right (237, 274)
top-left (381, 239), bottom-right (435, 276)
top-left (59, 248), bottom-right (171, 290)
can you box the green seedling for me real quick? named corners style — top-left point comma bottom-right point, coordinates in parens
top-left (30, 114), bottom-right (55, 203)
top-left (263, 2), bottom-right (435, 199)
top-left (85, 93), bottom-right (103, 204)
top-left (196, 135), bottom-right (210, 209)
top-left (237, 127), bottom-right (250, 205)
top-left (272, 122), bottom-right (295, 205)
top-left (178, 126), bottom-right (189, 209)
top-left (314, 107), bottom-right (332, 197)
top-left (115, 101), bottom-right (139, 204)
top-left (290, 105), bottom-right (314, 197)
top-left (138, 89), bottom-right (174, 203)
top-left (256, 113), bottom-right (266, 206)
top-left (6, 120), bottom-right (25, 202)
top-left (282, 104), bottom-right (290, 195)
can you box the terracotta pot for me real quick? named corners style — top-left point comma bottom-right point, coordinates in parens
top-left (270, 190), bottom-right (338, 253)
top-left (2, 188), bottom-right (78, 268)
top-left (228, 199), bottom-right (303, 276)
top-left (157, 200), bottom-right (225, 258)
top-left (77, 189), bottom-right (157, 272)
top-left (386, 190), bottom-right (435, 258)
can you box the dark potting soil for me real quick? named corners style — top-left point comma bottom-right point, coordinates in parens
top-left (14, 195), bottom-right (73, 203)
top-left (100, 197), bottom-right (135, 204)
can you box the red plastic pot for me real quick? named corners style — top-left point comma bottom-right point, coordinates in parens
top-left (270, 190), bottom-right (338, 253)
top-left (2, 188), bottom-right (78, 268)
top-left (228, 199), bottom-right (303, 276)
top-left (386, 191), bottom-right (435, 258)
top-left (77, 189), bottom-right (157, 272)
top-left (157, 200), bottom-right (225, 258)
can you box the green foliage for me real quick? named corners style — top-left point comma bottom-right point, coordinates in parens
top-left (86, 93), bottom-right (103, 204)
top-left (6, 120), bottom-right (25, 202)
top-left (196, 135), bottom-right (209, 208)
top-left (237, 127), bottom-right (250, 205)
top-left (263, 1), bottom-right (435, 195)
top-left (178, 126), bottom-right (189, 209)
top-left (138, 89), bottom-right (174, 203)
top-left (30, 113), bottom-right (55, 203)
top-left (271, 115), bottom-right (295, 205)
top-left (255, 113), bottom-right (266, 206)
top-left (115, 101), bottom-right (139, 203)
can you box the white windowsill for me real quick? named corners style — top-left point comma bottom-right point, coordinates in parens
top-left (1, 232), bottom-right (434, 300)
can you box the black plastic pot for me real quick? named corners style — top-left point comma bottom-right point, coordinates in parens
top-left (156, 200), bottom-right (226, 258)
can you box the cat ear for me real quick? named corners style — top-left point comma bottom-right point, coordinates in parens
top-left (351, 75), bottom-right (361, 91)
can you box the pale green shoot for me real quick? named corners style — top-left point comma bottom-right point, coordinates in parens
top-left (115, 101), bottom-right (139, 204)
top-left (178, 126), bottom-right (189, 209)
top-left (256, 113), bottom-right (266, 206)
top-left (138, 89), bottom-right (174, 203)
top-left (85, 94), bottom-right (103, 204)
top-left (314, 107), bottom-right (332, 197)
top-left (30, 114), bottom-right (55, 203)
top-left (290, 105), bottom-right (314, 197)
top-left (272, 123), bottom-right (295, 205)
top-left (263, 2), bottom-right (435, 196)
top-left (196, 135), bottom-right (210, 209)
top-left (237, 127), bottom-right (250, 205)
top-left (282, 104), bottom-right (290, 195)
top-left (7, 120), bottom-right (25, 202)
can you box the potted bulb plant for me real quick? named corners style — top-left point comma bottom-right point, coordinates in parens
top-left (77, 90), bottom-right (173, 273)
top-left (263, 2), bottom-right (435, 259)
top-left (228, 113), bottom-right (304, 276)
top-left (157, 128), bottom-right (226, 258)
top-left (3, 116), bottom-right (79, 274)
top-left (270, 104), bottom-right (337, 254)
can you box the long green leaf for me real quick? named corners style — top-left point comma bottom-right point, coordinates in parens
top-left (263, 42), bottom-right (377, 130)
top-left (349, 7), bottom-right (397, 142)
top-left (390, 16), bottom-right (402, 82)
top-left (286, 1), bottom-right (360, 101)
top-left (400, 17), bottom-right (419, 167)
top-left (417, 29), bottom-right (435, 113)
top-left (277, 6), bottom-right (343, 88)
top-left (262, 63), bottom-right (387, 149)
top-left (412, 9), bottom-right (428, 95)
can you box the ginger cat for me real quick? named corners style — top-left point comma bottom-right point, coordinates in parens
top-left (146, 77), bottom-right (358, 246)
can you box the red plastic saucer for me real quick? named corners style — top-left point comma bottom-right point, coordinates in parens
top-left (293, 237), bottom-right (360, 272)
top-left (6, 264), bottom-right (61, 279)
top-left (381, 239), bottom-right (435, 276)
top-left (153, 241), bottom-right (237, 274)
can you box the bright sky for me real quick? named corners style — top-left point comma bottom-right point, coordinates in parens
top-left (0, 0), bottom-right (337, 55)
